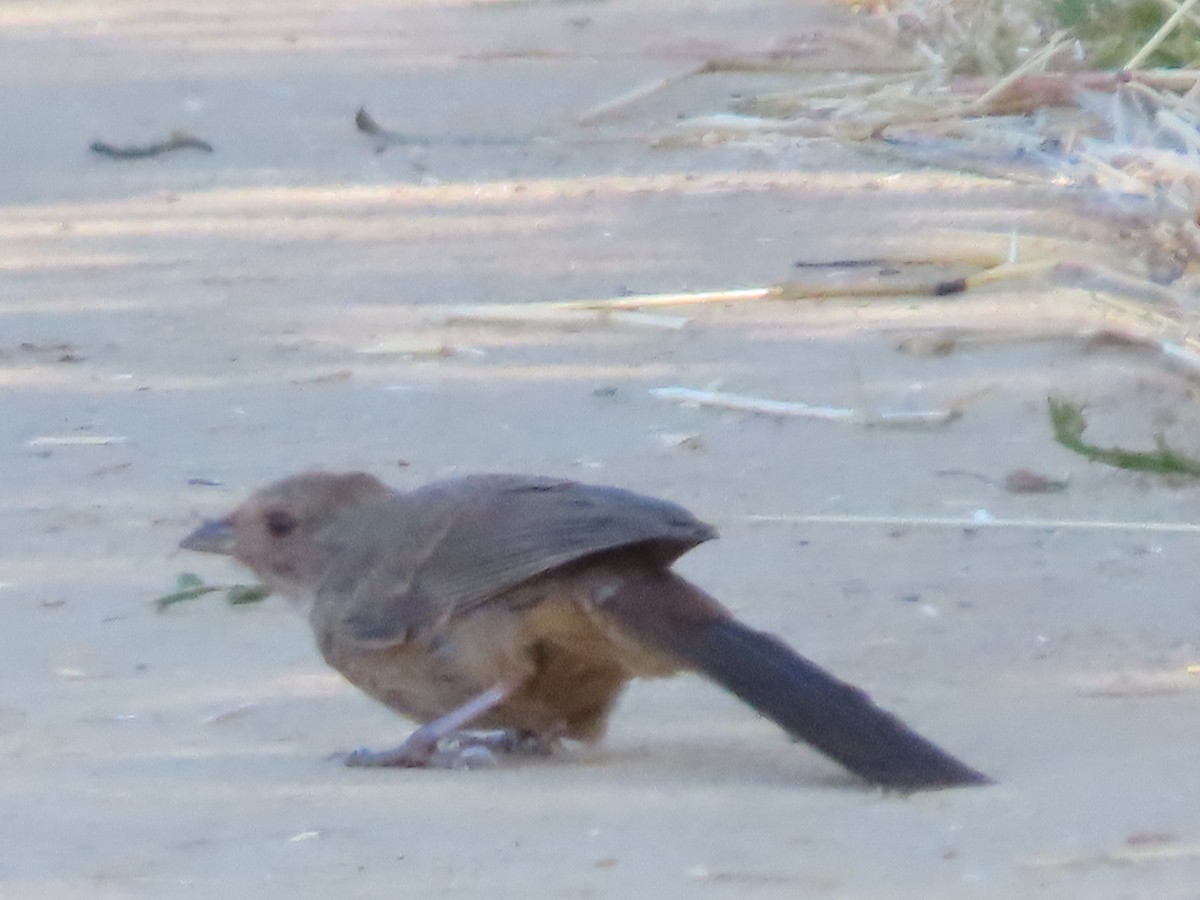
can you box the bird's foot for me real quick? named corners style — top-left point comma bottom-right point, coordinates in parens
top-left (338, 728), bottom-right (559, 769)
top-left (437, 728), bottom-right (558, 758)
top-left (336, 680), bottom-right (536, 770)
top-left (340, 736), bottom-right (498, 770)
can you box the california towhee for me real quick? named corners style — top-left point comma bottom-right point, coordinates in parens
top-left (180, 471), bottom-right (990, 789)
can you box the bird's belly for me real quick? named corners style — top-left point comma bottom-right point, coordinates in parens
top-left (317, 588), bottom-right (657, 740)
top-left (324, 637), bottom-right (487, 724)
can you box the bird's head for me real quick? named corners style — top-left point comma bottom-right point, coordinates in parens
top-left (180, 471), bottom-right (392, 605)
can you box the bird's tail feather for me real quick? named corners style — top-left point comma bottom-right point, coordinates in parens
top-left (605, 574), bottom-right (991, 790)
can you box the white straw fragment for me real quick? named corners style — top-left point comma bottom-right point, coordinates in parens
top-left (651, 386), bottom-right (958, 426)
top-left (1127, 0), bottom-right (1200, 69)
top-left (27, 435), bottom-right (127, 447)
top-left (558, 287), bottom-right (772, 309)
top-left (448, 305), bottom-right (688, 330)
top-left (1160, 341), bottom-right (1200, 377)
top-left (744, 513), bottom-right (1200, 534)
top-left (357, 339), bottom-right (485, 357)
top-left (202, 701), bottom-right (260, 725)
top-left (576, 65), bottom-right (707, 124)
top-left (1025, 841), bottom-right (1200, 870)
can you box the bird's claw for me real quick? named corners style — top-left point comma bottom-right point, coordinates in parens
top-left (337, 741), bottom-right (499, 770)
top-left (437, 729), bottom-right (549, 756)
top-left (448, 745), bottom-right (500, 770)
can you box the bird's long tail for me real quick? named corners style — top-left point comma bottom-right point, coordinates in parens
top-left (603, 572), bottom-right (991, 790)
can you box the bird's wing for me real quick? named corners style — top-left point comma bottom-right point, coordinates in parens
top-left (313, 475), bottom-right (716, 647)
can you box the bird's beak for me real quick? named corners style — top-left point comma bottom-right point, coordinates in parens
top-left (179, 519), bottom-right (236, 555)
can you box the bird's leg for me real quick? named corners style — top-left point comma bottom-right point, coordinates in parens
top-left (343, 680), bottom-right (523, 769)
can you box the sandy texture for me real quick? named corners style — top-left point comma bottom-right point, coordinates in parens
top-left (4, 1), bottom-right (1200, 897)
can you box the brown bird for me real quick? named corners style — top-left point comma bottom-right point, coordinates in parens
top-left (180, 471), bottom-right (990, 789)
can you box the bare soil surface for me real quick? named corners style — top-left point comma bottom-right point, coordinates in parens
top-left (3, 1), bottom-right (1200, 897)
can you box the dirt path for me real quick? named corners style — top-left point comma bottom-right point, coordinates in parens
top-left (3, 1), bottom-right (1199, 897)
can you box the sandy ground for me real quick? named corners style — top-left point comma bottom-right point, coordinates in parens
top-left (4, 1), bottom-right (1200, 897)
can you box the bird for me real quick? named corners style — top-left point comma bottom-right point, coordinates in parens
top-left (179, 470), bottom-right (991, 790)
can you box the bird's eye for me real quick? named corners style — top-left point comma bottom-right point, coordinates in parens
top-left (264, 510), bottom-right (297, 537)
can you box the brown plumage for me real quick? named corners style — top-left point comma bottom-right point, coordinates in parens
top-left (180, 471), bottom-right (990, 790)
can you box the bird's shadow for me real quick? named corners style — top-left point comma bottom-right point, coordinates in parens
top-left (539, 737), bottom-right (867, 792)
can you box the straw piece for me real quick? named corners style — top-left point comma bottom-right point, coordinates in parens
top-left (743, 513), bottom-right (1200, 534)
top-left (774, 259), bottom-right (995, 299)
top-left (447, 305), bottom-right (689, 330)
top-left (1025, 841), bottom-right (1200, 870)
top-left (576, 64), bottom-right (707, 125)
top-left (1127, 0), bottom-right (1200, 69)
top-left (1152, 0), bottom-right (1200, 32)
top-left (1132, 67), bottom-right (1200, 91)
top-left (357, 339), bottom-right (484, 357)
top-left (27, 435), bottom-right (127, 447)
top-left (556, 287), bottom-right (773, 310)
top-left (651, 386), bottom-right (960, 426)
top-left (1160, 341), bottom-right (1200, 377)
